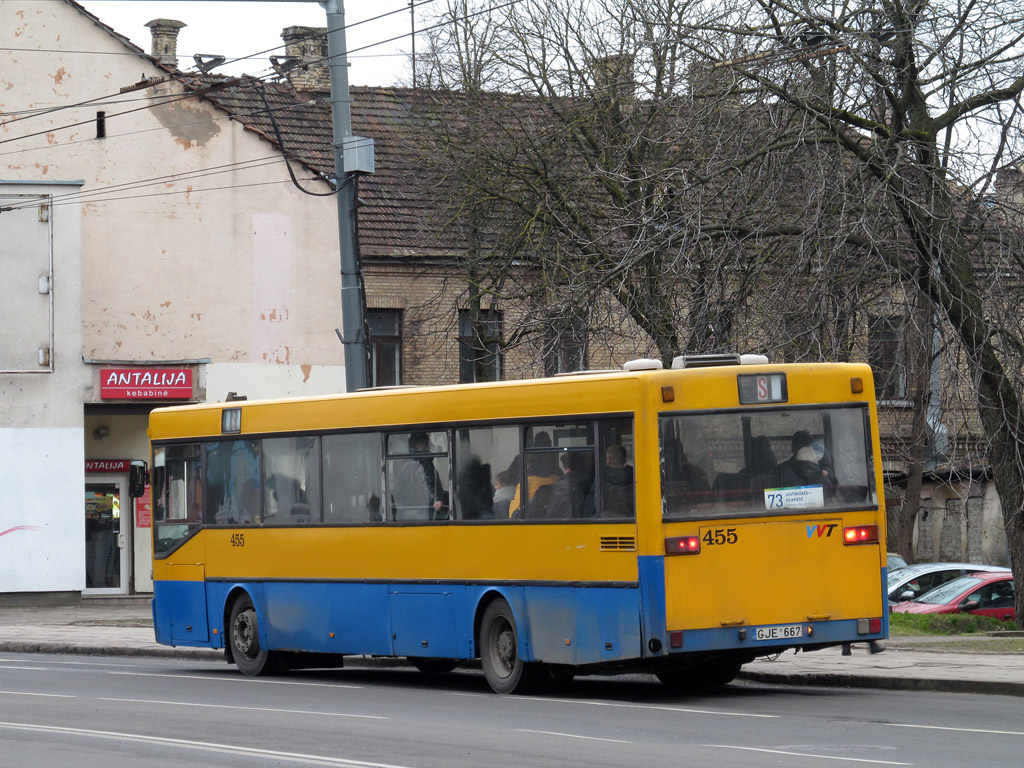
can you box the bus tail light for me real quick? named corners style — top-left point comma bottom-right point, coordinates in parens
top-left (665, 536), bottom-right (701, 555)
top-left (858, 617), bottom-right (882, 634)
top-left (843, 525), bottom-right (878, 545)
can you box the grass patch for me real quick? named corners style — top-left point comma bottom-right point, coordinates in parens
top-left (889, 612), bottom-right (1018, 636)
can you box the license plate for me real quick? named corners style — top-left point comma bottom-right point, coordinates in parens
top-left (754, 624), bottom-right (804, 641)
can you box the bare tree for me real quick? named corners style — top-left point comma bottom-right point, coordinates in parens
top-left (413, 0), bottom-right (1024, 621)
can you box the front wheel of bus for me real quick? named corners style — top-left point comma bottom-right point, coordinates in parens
top-left (229, 594), bottom-right (277, 676)
top-left (479, 599), bottom-right (541, 694)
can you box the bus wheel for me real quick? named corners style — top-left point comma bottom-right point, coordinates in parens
top-left (229, 594), bottom-right (277, 676)
top-left (411, 658), bottom-right (458, 675)
top-left (479, 599), bottom-right (541, 694)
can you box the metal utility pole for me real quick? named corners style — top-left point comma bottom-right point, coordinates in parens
top-left (324, 0), bottom-right (369, 392)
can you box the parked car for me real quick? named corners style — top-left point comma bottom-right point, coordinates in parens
top-left (886, 562), bottom-right (1010, 608)
top-left (887, 552), bottom-right (908, 570)
top-left (891, 571), bottom-right (1016, 621)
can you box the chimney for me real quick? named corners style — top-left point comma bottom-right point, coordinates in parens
top-left (592, 54), bottom-right (635, 108)
top-left (281, 26), bottom-right (330, 92)
top-left (145, 19), bottom-right (186, 70)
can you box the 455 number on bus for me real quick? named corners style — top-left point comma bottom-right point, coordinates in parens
top-left (702, 528), bottom-right (738, 546)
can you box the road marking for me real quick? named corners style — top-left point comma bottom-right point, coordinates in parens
top-left (888, 722), bottom-right (1024, 737)
top-left (0, 690), bottom-right (74, 698)
top-left (0, 666), bottom-right (48, 671)
top-left (0, 721), bottom-right (417, 767)
top-left (100, 697), bottom-right (388, 720)
top-left (470, 692), bottom-right (777, 719)
top-left (516, 728), bottom-right (631, 743)
top-left (0, 658), bottom-right (138, 668)
top-left (706, 745), bottom-right (912, 765)
top-left (107, 670), bottom-right (362, 689)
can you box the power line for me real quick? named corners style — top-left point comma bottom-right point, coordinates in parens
top-left (0, 78), bottom-right (245, 149)
top-left (0, 97), bottom-right (318, 160)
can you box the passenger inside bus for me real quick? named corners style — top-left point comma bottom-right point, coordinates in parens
top-left (492, 470), bottom-right (516, 518)
top-left (663, 438), bottom-right (710, 492)
top-left (390, 431), bottom-right (450, 520)
top-left (456, 456), bottom-right (494, 519)
top-left (602, 444), bottom-right (635, 517)
top-left (508, 431), bottom-right (561, 518)
top-left (547, 451), bottom-right (591, 518)
top-left (774, 430), bottom-right (838, 490)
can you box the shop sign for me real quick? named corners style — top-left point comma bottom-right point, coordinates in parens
top-left (85, 459), bottom-right (131, 473)
top-left (100, 367), bottom-right (193, 399)
top-left (136, 485), bottom-right (152, 528)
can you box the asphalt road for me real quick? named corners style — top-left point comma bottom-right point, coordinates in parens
top-left (0, 652), bottom-right (1021, 767)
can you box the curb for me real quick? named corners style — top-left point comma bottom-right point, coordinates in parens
top-left (738, 669), bottom-right (1024, 697)
top-left (0, 641), bottom-right (221, 661)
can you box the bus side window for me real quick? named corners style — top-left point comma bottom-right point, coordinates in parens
top-left (454, 425), bottom-right (519, 521)
top-left (263, 436), bottom-right (321, 525)
top-left (323, 432), bottom-right (385, 523)
top-left (386, 431), bottom-right (450, 522)
top-left (204, 439), bottom-right (261, 525)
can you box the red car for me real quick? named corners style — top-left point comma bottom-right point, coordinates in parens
top-left (891, 571), bottom-right (1016, 621)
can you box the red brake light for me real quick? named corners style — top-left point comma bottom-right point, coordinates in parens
top-left (665, 536), bottom-right (701, 555)
top-left (843, 525), bottom-right (878, 545)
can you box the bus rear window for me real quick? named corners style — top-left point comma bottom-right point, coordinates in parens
top-left (660, 405), bottom-right (876, 519)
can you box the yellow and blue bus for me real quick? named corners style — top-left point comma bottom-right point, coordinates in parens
top-left (146, 354), bottom-right (887, 693)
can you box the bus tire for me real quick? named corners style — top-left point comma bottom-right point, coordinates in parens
top-left (479, 599), bottom-right (542, 694)
top-left (229, 594), bottom-right (277, 676)
top-left (411, 658), bottom-right (458, 674)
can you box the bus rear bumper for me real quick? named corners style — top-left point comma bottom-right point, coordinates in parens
top-left (665, 618), bottom-right (886, 657)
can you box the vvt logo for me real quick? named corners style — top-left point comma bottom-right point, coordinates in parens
top-left (807, 524), bottom-right (837, 538)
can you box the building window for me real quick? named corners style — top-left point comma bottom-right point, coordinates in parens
top-left (368, 309), bottom-right (401, 387)
top-left (868, 315), bottom-right (906, 401)
top-left (544, 323), bottom-right (588, 376)
top-left (459, 308), bottom-right (502, 383)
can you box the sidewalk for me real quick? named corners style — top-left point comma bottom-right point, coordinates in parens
top-left (0, 599), bottom-right (1021, 696)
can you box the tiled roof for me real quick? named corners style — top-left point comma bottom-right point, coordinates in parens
top-left (178, 75), bottom-right (454, 258)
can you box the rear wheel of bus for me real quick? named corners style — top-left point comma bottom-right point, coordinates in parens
top-left (479, 599), bottom-right (543, 694)
top-left (228, 593), bottom-right (278, 676)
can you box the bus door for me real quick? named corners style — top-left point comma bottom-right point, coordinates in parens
top-left (84, 475), bottom-right (129, 594)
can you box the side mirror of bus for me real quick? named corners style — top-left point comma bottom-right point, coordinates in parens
top-left (129, 460), bottom-right (149, 498)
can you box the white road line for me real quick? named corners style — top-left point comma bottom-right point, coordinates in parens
top-left (0, 690), bottom-right (74, 698)
top-left (0, 666), bottom-right (48, 671)
top-left (706, 745), bottom-right (913, 765)
top-left (107, 670), bottom-right (362, 689)
top-left (99, 697), bottom-right (388, 720)
top-left (516, 728), bottom-right (632, 744)
top-left (0, 658), bottom-right (137, 668)
top-left (0, 721), bottom-right (416, 767)
top-left (888, 722), bottom-right (1024, 737)
top-left (473, 691), bottom-right (778, 719)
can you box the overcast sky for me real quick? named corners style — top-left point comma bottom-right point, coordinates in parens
top-left (80, 1), bottom-right (417, 86)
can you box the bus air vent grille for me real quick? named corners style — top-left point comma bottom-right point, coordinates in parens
top-left (600, 536), bottom-right (637, 551)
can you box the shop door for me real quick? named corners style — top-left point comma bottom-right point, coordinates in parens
top-left (84, 477), bottom-right (129, 594)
